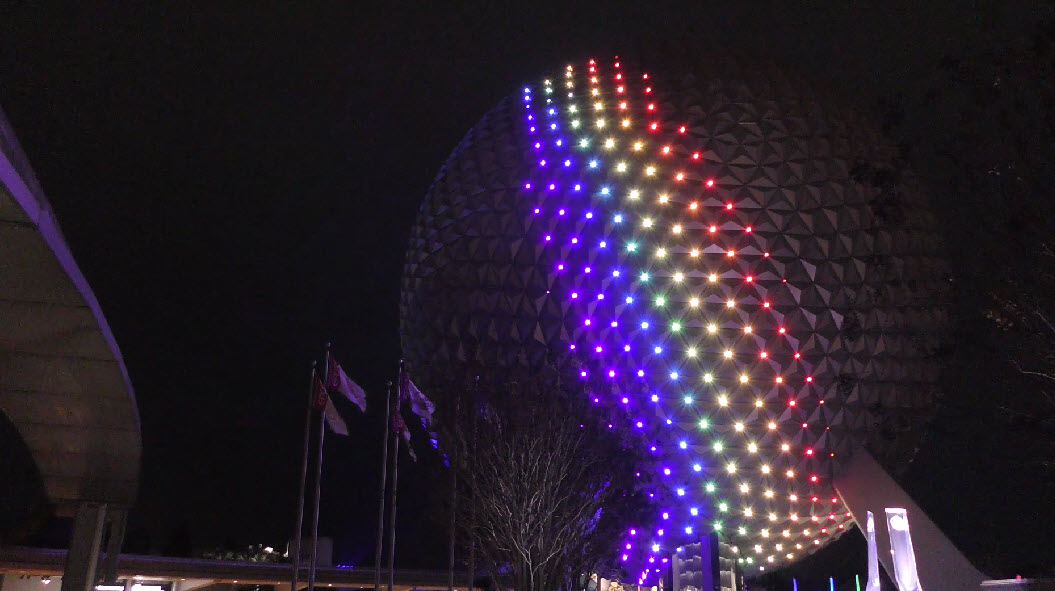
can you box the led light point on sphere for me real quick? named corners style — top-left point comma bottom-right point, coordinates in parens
top-left (400, 56), bottom-right (948, 581)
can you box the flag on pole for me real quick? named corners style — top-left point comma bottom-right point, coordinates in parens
top-left (324, 397), bottom-right (349, 435)
top-left (326, 356), bottom-right (368, 412)
top-left (399, 367), bottom-right (438, 448)
top-left (392, 404), bottom-right (416, 461)
top-left (312, 374), bottom-right (329, 411)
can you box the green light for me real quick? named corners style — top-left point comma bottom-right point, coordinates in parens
top-left (713, 521), bottom-right (723, 531)
top-left (671, 322), bottom-right (681, 332)
top-left (626, 242), bottom-right (636, 252)
top-left (640, 272), bottom-right (649, 282)
top-left (712, 441), bottom-right (722, 452)
top-left (718, 501), bottom-right (728, 512)
top-left (579, 138), bottom-right (589, 148)
top-left (655, 296), bottom-right (665, 306)
top-left (738, 526), bottom-right (747, 535)
top-left (699, 417), bottom-right (709, 429)
top-left (705, 482), bottom-right (716, 493)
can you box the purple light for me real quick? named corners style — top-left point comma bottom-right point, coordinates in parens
top-left (525, 182), bottom-right (532, 189)
top-left (585, 211), bottom-right (593, 218)
top-left (580, 370), bottom-right (587, 377)
top-left (584, 319), bottom-right (591, 326)
top-left (575, 184), bottom-right (582, 191)
top-left (533, 207), bottom-right (540, 214)
top-left (544, 235), bottom-right (551, 241)
top-left (571, 292), bottom-right (578, 298)
top-left (571, 237), bottom-right (578, 244)
top-left (559, 208), bottom-right (566, 215)
top-left (662, 467), bottom-right (670, 475)
top-left (557, 264), bottom-right (564, 271)
top-left (539, 159), bottom-right (547, 166)
top-left (533, 141), bottom-right (539, 147)
top-left (608, 369), bottom-right (615, 377)
top-left (595, 346), bottom-right (603, 353)
top-left (621, 397), bottom-right (629, 404)
top-left (530, 126), bottom-right (535, 132)
top-left (585, 266), bottom-right (592, 273)
top-left (630, 529), bottom-right (637, 535)
top-left (564, 159), bottom-right (571, 167)
top-left (637, 369), bottom-right (645, 376)
top-left (597, 293), bottom-right (604, 300)
top-left (549, 183), bottom-right (556, 190)
top-left (636, 421), bottom-right (643, 428)
top-left (611, 321), bottom-right (618, 327)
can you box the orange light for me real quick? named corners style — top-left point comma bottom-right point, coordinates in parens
top-left (727, 250), bottom-right (735, 257)
top-left (689, 202), bottom-right (698, 210)
top-left (709, 225), bottom-right (717, 233)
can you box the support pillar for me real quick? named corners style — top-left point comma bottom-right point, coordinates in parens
top-left (834, 450), bottom-right (985, 591)
top-left (61, 502), bottom-right (107, 591)
top-left (101, 509), bottom-right (127, 583)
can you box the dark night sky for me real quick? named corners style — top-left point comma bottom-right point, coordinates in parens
top-left (1, 1), bottom-right (1049, 578)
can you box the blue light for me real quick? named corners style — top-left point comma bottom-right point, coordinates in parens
top-left (589, 159), bottom-right (599, 168)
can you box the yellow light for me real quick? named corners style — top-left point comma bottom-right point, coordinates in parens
top-left (764, 489), bottom-right (774, 498)
top-left (655, 247), bottom-right (666, 257)
top-left (645, 166), bottom-right (656, 176)
top-left (629, 189), bottom-right (640, 199)
top-left (768, 421), bottom-right (777, 430)
top-left (745, 508), bottom-right (754, 517)
top-left (761, 529), bottom-right (769, 538)
top-left (596, 119), bottom-right (605, 128)
top-left (726, 299), bottom-right (736, 308)
top-left (622, 119), bottom-right (631, 128)
top-left (605, 138), bottom-right (615, 149)
top-left (672, 224), bottom-right (682, 234)
top-left (740, 482), bottom-right (749, 493)
top-left (723, 350), bottom-right (733, 359)
top-left (775, 376), bottom-right (783, 383)
top-left (659, 193), bottom-right (669, 203)
top-left (592, 88), bottom-right (600, 96)
top-left (703, 373), bottom-right (714, 383)
top-left (642, 218), bottom-right (653, 228)
top-left (781, 443), bottom-right (790, 452)
top-left (755, 399), bottom-right (764, 407)
top-left (673, 272), bottom-right (684, 282)
top-left (689, 297), bottom-right (699, 307)
top-left (633, 141), bottom-right (644, 150)
top-left (594, 101), bottom-right (603, 110)
top-left (744, 325), bottom-right (752, 333)
top-left (734, 422), bottom-right (744, 432)
top-left (726, 463), bottom-right (737, 474)
top-left (707, 324), bottom-right (718, 333)
top-left (790, 514), bottom-right (799, 522)
top-left (786, 469), bottom-right (795, 478)
top-left (686, 347), bottom-right (697, 357)
top-left (568, 105), bottom-right (577, 113)
top-left (740, 375), bottom-right (749, 383)
top-left (789, 494), bottom-right (798, 501)
top-left (616, 162), bottom-right (627, 172)
top-left (690, 248), bottom-right (699, 257)
top-left (748, 442), bottom-right (758, 453)
top-left (761, 464), bottom-right (771, 474)
top-left (769, 513), bottom-right (778, 522)
top-left (718, 395), bottom-right (728, 406)
top-left (709, 273), bottom-right (718, 282)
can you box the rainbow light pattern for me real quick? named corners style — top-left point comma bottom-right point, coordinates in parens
top-left (520, 58), bottom-right (854, 581)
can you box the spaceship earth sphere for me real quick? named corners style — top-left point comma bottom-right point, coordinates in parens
top-left (400, 56), bottom-right (948, 579)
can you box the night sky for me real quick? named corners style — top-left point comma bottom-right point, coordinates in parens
top-left (1, 2), bottom-right (1050, 580)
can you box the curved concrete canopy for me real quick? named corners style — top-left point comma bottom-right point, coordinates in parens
top-left (0, 107), bottom-right (141, 509)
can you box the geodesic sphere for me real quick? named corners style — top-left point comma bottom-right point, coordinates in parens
top-left (400, 55), bottom-right (948, 576)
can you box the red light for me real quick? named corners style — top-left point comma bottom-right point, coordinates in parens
top-left (811, 496), bottom-right (818, 502)
top-left (709, 225), bottom-right (717, 233)
top-left (764, 252), bottom-right (771, 257)
top-left (745, 276), bottom-right (753, 282)
top-left (831, 498), bottom-right (837, 503)
top-left (778, 327), bottom-right (786, 334)
top-left (725, 202), bottom-right (733, 210)
top-left (789, 399), bottom-right (797, 407)
top-left (806, 449), bottom-right (814, 456)
top-left (828, 513), bottom-right (836, 520)
top-left (617, 86), bottom-right (625, 93)
top-left (589, 66), bottom-right (596, 73)
top-left (678, 125), bottom-right (686, 133)
top-left (662, 145), bottom-right (671, 154)
top-left (692, 152), bottom-right (700, 159)
top-left (727, 250), bottom-right (735, 257)
top-left (614, 62), bottom-right (620, 68)
top-left (760, 351), bottom-right (768, 359)
top-left (648, 103), bottom-right (655, 111)
top-left (620, 102), bottom-right (628, 110)
top-left (589, 59), bottom-right (595, 64)
top-left (643, 73), bottom-right (649, 79)
top-left (794, 352), bottom-right (801, 359)
top-left (650, 122), bottom-right (659, 131)
top-left (645, 86), bottom-right (652, 93)
top-left (810, 475), bottom-right (818, 482)
top-left (745, 226), bottom-right (752, 232)
top-left (616, 73), bottom-right (622, 80)
top-left (675, 172), bottom-right (685, 181)
top-left (802, 423), bottom-right (808, 428)
top-left (705, 178), bottom-right (715, 188)
top-left (805, 376), bottom-right (813, 382)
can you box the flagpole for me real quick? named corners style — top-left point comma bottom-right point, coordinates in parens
top-left (291, 361), bottom-right (317, 591)
top-left (373, 381), bottom-right (392, 591)
top-left (308, 346), bottom-right (331, 591)
top-left (387, 366), bottom-right (402, 591)
top-left (447, 394), bottom-right (460, 591)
